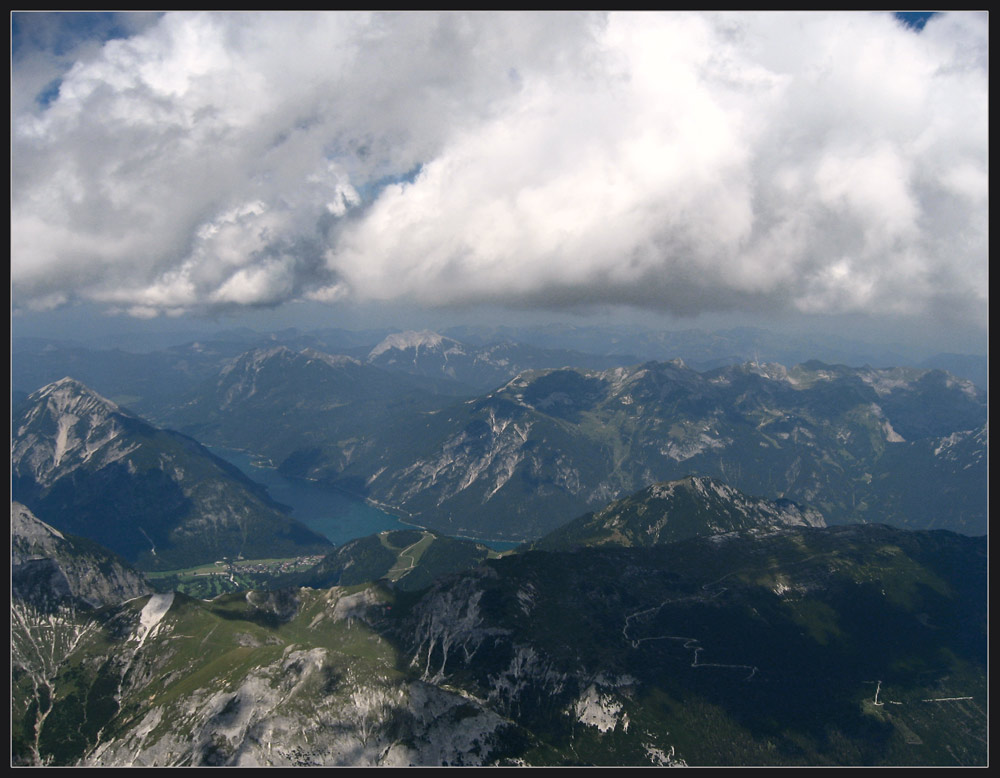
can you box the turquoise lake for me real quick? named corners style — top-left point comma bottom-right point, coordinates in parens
top-left (211, 447), bottom-right (520, 552)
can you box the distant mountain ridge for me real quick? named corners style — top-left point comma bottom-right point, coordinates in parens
top-left (365, 329), bottom-right (637, 392)
top-left (348, 360), bottom-right (986, 539)
top-left (166, 345), bottom-right (457, 488)
top-left (442, 323), bottom-right (988, 387)
top-left (16, 339), bottom-right (982, 547)
top-left (151, 350), bottom-right (986, 541)
top-left (13, 323), bottom-right (986, 415)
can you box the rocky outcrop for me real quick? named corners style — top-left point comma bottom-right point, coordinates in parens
top-left (535, 476), bottom-right (825, 551)
top-left (12, 502), bottom-right (150, 611)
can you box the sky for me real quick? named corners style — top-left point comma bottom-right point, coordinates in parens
top-left (10, 12), bottom-right (989, 354)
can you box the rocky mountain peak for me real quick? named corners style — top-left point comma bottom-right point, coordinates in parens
top-left (13, 376), bottom-right (333, 570)
top-left (536, 475), bottom-right (826, 551)
top-left (11, 501), bottom-right (66, 545)
top-left (368, 330), bottom-right (459, 360)
top-left (13, 379), bottom-right (140, 488)
top-left (24, 376), bottom-right (124, 421)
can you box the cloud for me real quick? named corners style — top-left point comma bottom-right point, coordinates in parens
top-left (11, 11), bottom-right (988, 331)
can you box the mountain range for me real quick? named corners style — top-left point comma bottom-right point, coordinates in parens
top-left (173, 351), bottom-right (983, 540)
top-left (9, 326), bottom-right (988, 766)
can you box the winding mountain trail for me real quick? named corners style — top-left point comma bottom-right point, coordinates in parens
top-left (619, 551), bottom-right (828, 681)
top-left (622, 592), bottom-right (758, 680)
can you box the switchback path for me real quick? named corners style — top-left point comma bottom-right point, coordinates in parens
top-left (620, 551), bottom-right (828, 681)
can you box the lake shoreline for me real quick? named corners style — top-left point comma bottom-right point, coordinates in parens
top-left (209, 446), bottom-right (524, 551)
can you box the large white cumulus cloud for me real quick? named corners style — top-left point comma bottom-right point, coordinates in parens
top-left (11, 11), bottom-right (987, 327)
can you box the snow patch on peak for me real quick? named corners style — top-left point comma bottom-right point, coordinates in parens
top-left (39, 376), bottom-right (92, 394)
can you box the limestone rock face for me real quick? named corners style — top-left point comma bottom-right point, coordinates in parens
top-left (12, 502), bottom-right (151, 611)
